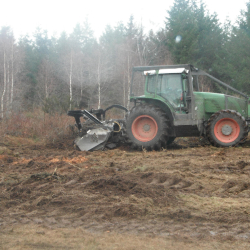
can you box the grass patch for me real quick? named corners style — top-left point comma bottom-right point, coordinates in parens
top-left (0, 109), bottom-right (74, 146)
top-left (179, 193), bottom-right (250, 214)
top-left (1, 224), bottom-right (249, 250)
top-left (133, 165), bottom-right (150, 172)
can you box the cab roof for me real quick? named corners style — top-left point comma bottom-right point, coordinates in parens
top-left (144, 68), bottom-right (188, 75)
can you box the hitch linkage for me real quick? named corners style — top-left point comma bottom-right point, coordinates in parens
top-left (67, 105), bottom-right (128, 132)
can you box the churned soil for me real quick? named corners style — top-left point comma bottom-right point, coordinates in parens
top-left (1, 135), bottom-right (250, 249)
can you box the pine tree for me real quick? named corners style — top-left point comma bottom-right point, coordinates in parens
top-left (224, 1), bottom-right (250, 93)
top-left (165, 0), bottom-right (225, 74)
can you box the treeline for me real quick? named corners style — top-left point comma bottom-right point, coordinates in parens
top-left (1, 0), bottom-right (250, 118)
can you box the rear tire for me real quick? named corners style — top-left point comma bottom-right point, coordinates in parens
top-left (126, 104), bottom-right (168, 150)
top-left (206, 110), bottom-right (248, 147)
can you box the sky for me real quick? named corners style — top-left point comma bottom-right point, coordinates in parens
top-left (0, 0), bottom-right (248, 39)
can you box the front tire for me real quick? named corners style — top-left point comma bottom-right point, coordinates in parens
top-left (206, 110), bottom-right (248, 147)
top-left (126, 104), bottom-right (168, 150)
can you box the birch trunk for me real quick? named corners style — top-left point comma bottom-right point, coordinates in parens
top-left (1, 51), bottom-right (6, 118)
top-left (126, 55), bottom-right (131, 110)
top-left (123, 73), bottom-right (126, 107)
top-left (10, 41), bottom-right (14, 111)
top-left (6, 61), bottom-right (10, 114)
top-left (45, 61), bottom-right (48, 99)
top-left (80, 69), bottom-right (83, 97)
top-left (69, 51), bottom-right (73, 110)
top-left (97, 58), bottom-right (101, 109)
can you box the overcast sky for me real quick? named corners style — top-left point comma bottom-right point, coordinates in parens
top-left (0, 0), bottom-right (248, 39)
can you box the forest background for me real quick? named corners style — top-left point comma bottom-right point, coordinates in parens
top-left (1, 0), bottom-right (250, 128)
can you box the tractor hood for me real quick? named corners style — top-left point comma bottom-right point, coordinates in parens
top-left (194, 92), bottom-right (247, 118)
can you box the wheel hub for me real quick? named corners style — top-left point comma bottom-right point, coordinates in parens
top-left (131, 115), bottom-right (158, 142)
top-left (213, 116), bottom-right (240, 144)
top-left (221, 124), bottom-right (232, 136)
top-left (143, 124), bottom-right (150, 132)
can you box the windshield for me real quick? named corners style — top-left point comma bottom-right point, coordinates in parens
top-left (147, 74), bottom-right (183, 107)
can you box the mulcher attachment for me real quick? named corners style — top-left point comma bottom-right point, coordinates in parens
top-left (74, 127), bottom-right (112, 151)
top-left (67, 105), bottom-right (128, 151)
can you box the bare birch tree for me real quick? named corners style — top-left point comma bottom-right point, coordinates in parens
top-left (0, 27), bottom-right (18, 117)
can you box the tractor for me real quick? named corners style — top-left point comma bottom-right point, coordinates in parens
top-left (68, 64), bottom-right (249, 151)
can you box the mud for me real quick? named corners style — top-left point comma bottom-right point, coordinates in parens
top-left (1, 136), bottom-right (250, 243)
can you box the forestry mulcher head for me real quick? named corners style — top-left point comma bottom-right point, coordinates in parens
top-left (67, 105), bottom-right (128, 151)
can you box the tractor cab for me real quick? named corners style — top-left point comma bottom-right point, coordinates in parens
top-left (144, 68), bottom-right (189, 111)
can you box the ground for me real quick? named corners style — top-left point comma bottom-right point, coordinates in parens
top-left (1, 136), bottom-right (250, 249)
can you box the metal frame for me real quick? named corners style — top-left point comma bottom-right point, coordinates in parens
top-left (131, 64), bottom-right (247, 99)
top-left (67, 105), bottom-right (128, 132)
top-left (191, 70), bottom-right (247, 98)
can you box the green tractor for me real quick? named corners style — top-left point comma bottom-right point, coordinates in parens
top-left (68, 64), bottom-right (249, 151)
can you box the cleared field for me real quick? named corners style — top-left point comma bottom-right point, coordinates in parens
top-left (1, 136), bottom-right (250, 249)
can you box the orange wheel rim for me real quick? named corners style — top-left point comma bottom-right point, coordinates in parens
top-left (131, 115), bottom-right (158, 142)
top-left (214, 118), bottom-right (240, 143)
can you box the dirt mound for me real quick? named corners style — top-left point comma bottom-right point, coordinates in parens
top-left (86, 173), bottom-right (178, 204)
top-left (219, 179), bottom-right (250, 196)
top-left (140, 172), bottom-right (193, 189)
